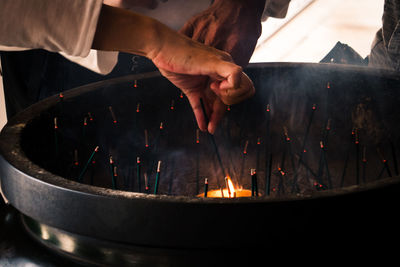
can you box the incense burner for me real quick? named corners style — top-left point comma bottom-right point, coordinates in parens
top-left (0, 63), bottom-right (399, 265)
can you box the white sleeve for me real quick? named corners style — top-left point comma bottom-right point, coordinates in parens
top-left (0, 0), bottom-right (103, 57)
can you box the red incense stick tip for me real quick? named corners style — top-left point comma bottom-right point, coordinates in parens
top-left (227, 105), bottom-right (231, 111)
top-left (180, 92), bottom-right (184, 98)
top-left (137, 157), bottom-right (140, 164)
top-left (133, 80), bottom-right (138, 88)
top-left (94, 146), bottom-right (99, 152)
top-left (243, 140), bottom-right (249, 154)
top-left (251, 169), bottom-right (256, 175)
top-left (312, 104), bottom-right (317, 110)
top-left (160, 122), bottom-right (163, 130)
top-left (327, 82), bottom-right (330, 89)
top-left (266, 104), bottom-right (270, 112)
top-left (303, 149), bottom-right (307, 153)
top-left (92, 160), bottom-right (96, 164)
top-left (205, 178), bottom-right (208, 184)
top-left (59, 93), bottom-right (64, 98)
top-left (74, 162), bottom-right (79, 166)
top-left (320, 141), bottom-right (324, 149)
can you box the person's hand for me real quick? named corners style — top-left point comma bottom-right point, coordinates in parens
top-left (92, 5), bottom-right (255, 133)
top-left (179, 0), bottom-right (265, 67)
top-left (149, 30), bottom-right (254, 134)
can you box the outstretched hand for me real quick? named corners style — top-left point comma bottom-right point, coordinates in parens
top-left (150, 32), bottom-right (254, 134)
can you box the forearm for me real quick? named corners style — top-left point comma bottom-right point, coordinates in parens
top-left (92, 4), bottom-right (162, 59)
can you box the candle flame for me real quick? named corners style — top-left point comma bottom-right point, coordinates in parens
top-left (225, 176), bottom-right (236, 198)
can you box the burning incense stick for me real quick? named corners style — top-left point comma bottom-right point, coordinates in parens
top-left (108, 106), bottom-right (117, 124)
top-left (136, 103), bottom-right (140, 113)
top-left (88, 112), bottom-right (93, 122)
top-left (133, 79), bottom-right (138, 88)
top-left (251, 169), bottom-right (258, 197)
top-left (154, 161), bottom-right (162, 195)
top-left (377, 148), bottom-right (392, 177)
top-left (301, 104), bottom-right (317, 154)
top-left (225, 177), bottom-right (231, 197)
top-left (204, 178), bottom-right (208, 198)
top-left (144, 172), bottom-right (149, 192)
top-left (82, 116), bottom-right (88, 139)
top-left (144, 129), bottom-right (149, 148)
top-left (78, 146), bottom-right (99, 182)
top-left (137, 157), bottom-right (141, 192)
top-left (74, 149), bottom-right (79, 166)
top-left (199, 98), bottom-right (224, 187)
top-left (277, 165), bottom-right (285, 194)
top-left (239, 140), bottom-right (249, 184)
top-left (170, 100), bottom-right (175, 110)
top-left (362, 146), bottom-right (367, 183)
top-left (113, 166), bottom-right (118, 189)
top-left (110, 156), bottom-right (116, 189)
top-left (354, 129), bottom-right (360, 184)
top-left (54, 117), bottom-right (59, 156)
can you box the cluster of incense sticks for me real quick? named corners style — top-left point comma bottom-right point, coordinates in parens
top-left (53, 79), bottom-right (400, 198)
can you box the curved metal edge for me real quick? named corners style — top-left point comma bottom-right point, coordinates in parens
top-left (21, 214), bottom-right (210, 267)
top-left (2, 63), bottom-right (400, 204)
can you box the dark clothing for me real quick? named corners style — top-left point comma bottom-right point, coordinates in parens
top-left (369, 0), bottom-right (400, 71)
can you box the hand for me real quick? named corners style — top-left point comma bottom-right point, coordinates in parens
top-left (179, 0), bottom-right (265, 67)
top-left (92, 5), bottom-right (255, 133)
top-left (150, 30), bottom-right (254, 134)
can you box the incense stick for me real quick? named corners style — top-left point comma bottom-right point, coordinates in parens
top-left (154, 161), bottom-right (162, 195)
top-left (225, 177), bottom-right (231, 198)
top-left (110, 156), bottom-right (116, 189)
top-left (354, 129), bottom-right (360, 184)
top-left (239, 140), bottom-right (249, 184)
top-left (144, 172), bottom-right (149, 192)
top-left (199, 98), bottom-right (224, 187)
top-left (377, 148), bottom-right (392, 177)
top-left (204, 178), bottom-right (208, 198)
top-left (251, 169), bottom-right (258, 197)
top-left (78, 146), bottom-right (99, 182)
top-left (108, 106), bottom-right (117, 124)
top-left (137, 157), bottom-right (141, 192)
top-left (54, 117), bottom-right (59, 156)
